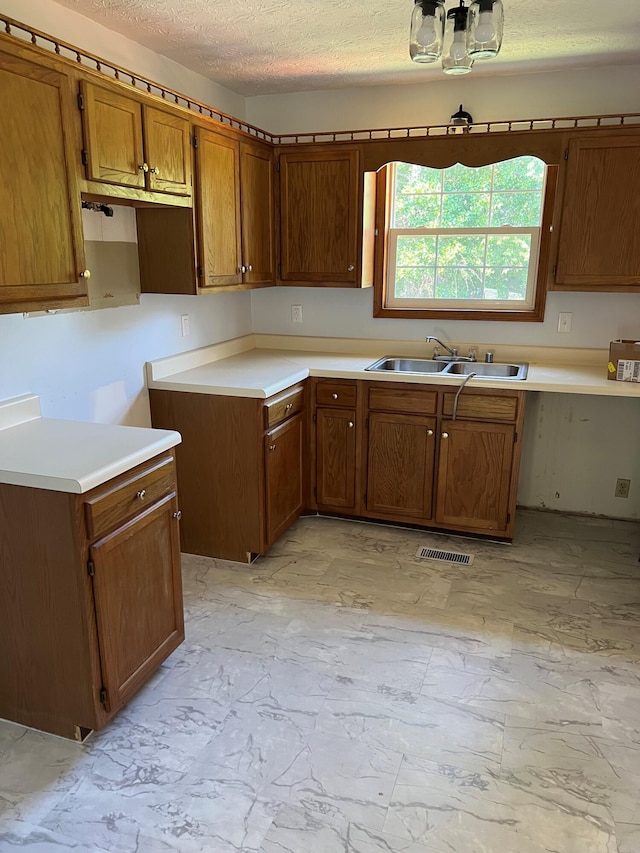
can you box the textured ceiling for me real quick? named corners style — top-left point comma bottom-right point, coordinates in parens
top-left (52, 0), bottom-right (640, 96)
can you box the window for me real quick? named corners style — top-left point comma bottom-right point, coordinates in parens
top-left (376, 157), bottom-right (554, 321)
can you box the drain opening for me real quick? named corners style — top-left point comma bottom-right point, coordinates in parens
top-left (415, 546), bottom-right (474, 565)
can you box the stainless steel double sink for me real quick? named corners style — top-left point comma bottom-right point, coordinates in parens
top-left (365, 357), bottom-right (528, 380)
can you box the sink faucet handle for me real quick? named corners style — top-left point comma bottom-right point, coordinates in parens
top-left (432, 345), bottom-right (441, 358)
top-left (468, 347), bottom-right (477, 361)
top-left (485, 351), bottom-right (494, 363)
top-left (451, 347), bottom-right (458, 357)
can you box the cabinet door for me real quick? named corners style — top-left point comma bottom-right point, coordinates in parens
top-left (143, 105), bottom-right (192, 196)
top-left (81, 82), bottom-right (145, 188)
top-left (265, 414), bottom-right (304, 547)
top-left (366, 413), bottom-right (435, 521)
top-left (195, 127), bottom-right (242, 287)
top-left (279, 149), bottom-right (359, 284)
top-left (0, 50), bottom-right (86, 312)
top-left (435, 420), bottom-right (515, 533)
top-left (240, 141), bottom-right (275, 284)
top-left (89, 494), bottom-right (184, 714)
top-left (316, 407), bottom-right (357, 510)
top-left (555, 132), bottom-right (640, 290)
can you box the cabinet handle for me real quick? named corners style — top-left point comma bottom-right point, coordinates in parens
top-left (138, 163), bottom-right (149, 173)
top-left (441, 432), bottom-right (449, 439)
top-left (331, 393), bottom-right (339, 400)
top-left (348, 421), bottom-right (354, 428)
top-left (80, 269), bottom-right (91, 279)
top-left (269, 444), bottom-right (276, 451)
top-left (285, 403), bottom-right (293, 411)
top-left (347, 264), bottom-right (355, 271)
top-left (149, 166), bottom-right (160, 175)
top-left (136, 489), bottom-right (146, 500)
top-left (173, 510), bottom-right (182, 521)
top-left (427, 429), bottom-right (434, 436)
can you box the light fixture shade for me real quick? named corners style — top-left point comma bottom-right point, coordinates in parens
top-left (410, 0), bottom-right (445, 64)
top-left (467, 0), bottom-right (504, 59)
top-left (442, 2), bottom-right (473, 75)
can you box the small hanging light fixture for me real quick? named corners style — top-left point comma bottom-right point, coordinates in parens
top-left (409, 0), bottom-right (503, 73)
top-left (449, 104), bottom-right (474, 133)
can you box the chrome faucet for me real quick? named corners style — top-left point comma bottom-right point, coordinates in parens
top-left (426, 336), bottom-right (476, 362)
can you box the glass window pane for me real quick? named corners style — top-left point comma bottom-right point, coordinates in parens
top-left (394, 195), bottom-right (441, 228)
top-left (443, 163), bottom-right (492, 193)
top-left (442, 193), bottom-right (490, 228)
top-left (394, 162), bottom-right (441, 194)
top-left (437, 235), bottom-right (486, 267)
top-left (397, 235), bottom-right (437, 267)
top-left (395, 268), bottom-right (435, 299)
top-left (483, 267), bottom-right (529, 300)
top-left (434, 267), bottom-right (484, 299)
top-left (490, 192), bottom-right (542, 227)
top-left (485, 234), bottom-right (532, 267)
top-left (492, 157), bottom-right (545, 191)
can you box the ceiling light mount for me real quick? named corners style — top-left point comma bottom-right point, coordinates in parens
top-left (409, 0), bottom-right (503, 74)
top-left (449, 104), bottom-right (474, 132)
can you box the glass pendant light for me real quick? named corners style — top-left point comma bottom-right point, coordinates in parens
top-left (467, 0), bottom-right (504, 59)
top-left (442, 1), bottom-right (473, 75)
top-left (410, 0), bottom-right (446, 63)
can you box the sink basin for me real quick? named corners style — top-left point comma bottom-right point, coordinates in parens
top-left (445, 362), bottom-right (528, 380)
top-left (365, 357), bottom-right (448, 374)
top-left (365, 356), bottom-right (528, 380)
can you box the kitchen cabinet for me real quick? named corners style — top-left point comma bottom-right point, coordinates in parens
top-left (149, 383), bottom-right (305, 562)
top-left (0, 452), bottom-right (184, 740)
top-left (279, 147), bottom-right (373, 286)
top-left (193, 127), bottom-right (275, 289)
top-left (0, 47), bottom-right (87, 314)
top-left (80, 81), bottom-right (192, 197)
top-left (553, 130), bottom-right (640, 291)
top-left (313, 380), bottom-right (360, 513)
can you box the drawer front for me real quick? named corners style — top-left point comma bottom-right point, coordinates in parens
top-left (85, 454), bottom-right (176, 541)
top-left (264, 386), bottom-right (304, 429)
top-left (442, 392), bottom-right (519, 422)
top-left (316, 380), bottom-right (357, 408)
top-left (368, 385), bottom-right (437, 415)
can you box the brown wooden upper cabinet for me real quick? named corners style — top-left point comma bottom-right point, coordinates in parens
top-left (0, 48), bottom-right (87, 314)
top-left (194, 127), bottom-right (275, 289)
top-left (80, 81), bottom-right (192, 196)
top-left (553, 130), bottom-right (640, 291)
top-left (279, 147), bottom-right (369, 286)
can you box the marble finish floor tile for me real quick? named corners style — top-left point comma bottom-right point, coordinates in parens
top-left (1, 509), bottom-right (639, 852)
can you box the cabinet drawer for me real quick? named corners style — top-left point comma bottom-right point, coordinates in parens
top-left (85, 454), bottom-right (176, 540)
top-left (316, 380), bottom-right (357, 407)
top-left (442, 392), bottom-right (519, 422)
top-left (264, 386), bottom-right (304, 429)
top-left (368, 385), bottom-right (437, 415)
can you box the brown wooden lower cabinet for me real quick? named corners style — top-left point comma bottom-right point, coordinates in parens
top-left (315, 407), bottom-right (358, 511)
top-left (265, 413), bottom-right (304, 547)
top-left (0, 452), bottom-right (184, 740)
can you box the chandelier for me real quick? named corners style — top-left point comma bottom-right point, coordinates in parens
top-left (410, 0), bottom-right (504, 75)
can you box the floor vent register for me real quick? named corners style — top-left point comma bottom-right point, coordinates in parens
top-left (415, 547), bottom-right (475, 566)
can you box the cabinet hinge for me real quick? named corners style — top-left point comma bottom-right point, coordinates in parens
top-left (99, 687), bottom-right (107, 705)
top-left (81, 149), bottom-right (88, 166)
top-left (564, 148), bottom-right (569, 160)
top-left (277, 263), bottom-right (281, 276)
top-left (197, 266), bottom-right (204, 278)
top-left (77, 92), bottom-right (85, 111)
top-left (553, 264), bottom-right (557, 276)
top-left (193, 135), bottom-right (198, 149)
top-left (514, 431), bottom-right (518, 443)
top-left (313, 486), bottom-right (317, 499)
top-left (87, 559), bottom-right (95, 577)
top-left (365, 417), bottom-right (369, 428)
top-left (313, 413), bottom-right (317, 424)
top-left (506, 512), bottom-right (511, 524)
top-left (276, 160), bottom-right (280, 172)
top-left (364, 493), bottom-right (367, 504)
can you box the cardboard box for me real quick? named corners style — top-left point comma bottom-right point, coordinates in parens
top-left (608, 339), bottom-right (640, 382)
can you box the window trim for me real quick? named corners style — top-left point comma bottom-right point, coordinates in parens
top-left (373, 162), bottom-right (558, 322)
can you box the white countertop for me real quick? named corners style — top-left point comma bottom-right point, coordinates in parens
top-left (0, 395), bottom-right (181, 494)
top-left (146, 335), bottom-right (640, 399)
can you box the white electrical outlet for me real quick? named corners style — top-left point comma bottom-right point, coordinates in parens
top-left (557, 312), bottom-right (572, 333)
top-left (181, 314), bottom-right (190, 337)
top-left (291, 304), bottom-right (303, 324)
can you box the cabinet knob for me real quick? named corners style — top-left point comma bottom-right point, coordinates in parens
top-left (173, 510), bottom-right (182, 521)
top-left (285, 403), bottom-right (293, 411)
top-left (348, 421), bottom-right (354, 428)
top-left (247, 265), bottom-right (253, 272)
top-left (149, 166), bottom-right (160, 175)
top-left (427, 429), bottom-right (434, 436)
top-left (347, 264), bottom-right (355, 271)
top-left (441, 432), bottom-right (449, 439)
top-left (136, 489), bottom-right (146, 500)
top-left (269, 444), bottom-right (276, 451)
top-left (80, 269), bottom-right (91, 279)
top-left (138, 163), bottom-right (149, 173)
top-left (331, 393), bottom-right (339, 400)
top-left (239, 265), bottom-right (247, 274)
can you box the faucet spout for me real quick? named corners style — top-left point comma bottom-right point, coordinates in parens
top-left (426, 336), bottom-right (458, 359)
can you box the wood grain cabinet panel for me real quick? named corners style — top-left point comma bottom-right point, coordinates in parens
top-left (316, 407), bottom-right (358, 510)
top-left (265, 413), bottom-right (304, 547)
top-left (240, 141), bottom-right (276, 285)
top-left (554, 131), bottom-right (640, 290)
top-left (366, 412), bottom-right (436, 520)
top-left (143, 105), bottom-right (192, 196)
top-left (0, 49), bottom-right (86, 313)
